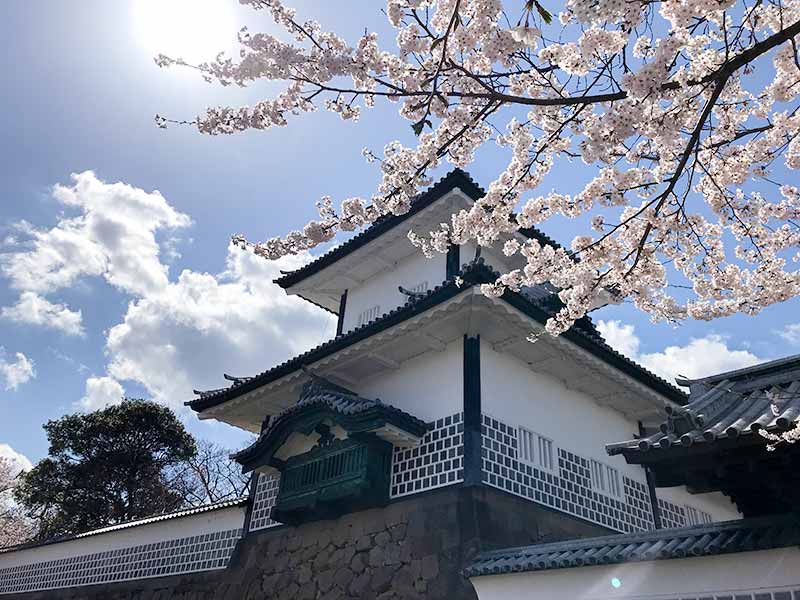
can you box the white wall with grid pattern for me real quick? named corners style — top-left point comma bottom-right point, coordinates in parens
top-left (249, 473), bottom-right (281, 531)
top-left (0, 505), bottom-right (245, 595)
top-left (479, 343), bottom-right (740, 525)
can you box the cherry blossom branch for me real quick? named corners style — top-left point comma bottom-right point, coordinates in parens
top-left (155, 0), bottom-right (800, 341)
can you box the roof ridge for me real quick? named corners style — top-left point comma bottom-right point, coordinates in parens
top-left (677, 353), bottom-right (800, 386)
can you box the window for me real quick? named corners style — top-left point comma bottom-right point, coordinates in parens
top-left (356, 305), bottom-right (380, 327)
top-left (590, 460), bottom-right (621, 497)
top-left (518, 427), bottom-right (555, 471)
top-left (407, 280), bottom-right (429, 294)
top-left (685, 505), bottom-right (713, 526)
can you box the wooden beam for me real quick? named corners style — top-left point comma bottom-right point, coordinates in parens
top-left (594, 392), bottom-right (619, 407)
top-left (338, 274), bottom-right (363, 287)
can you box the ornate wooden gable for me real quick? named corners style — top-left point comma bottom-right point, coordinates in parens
top-left (233, 379), bottom-right (428, 525)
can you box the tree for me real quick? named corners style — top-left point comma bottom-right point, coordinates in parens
top-left (0, 457), bottom-right (34, 548)
top-left (157, 0), bottom-right (800, 337)
top-left (14, 399), bottom-right (197, 540)
top-left (172, 439), bottom-right (251, 506)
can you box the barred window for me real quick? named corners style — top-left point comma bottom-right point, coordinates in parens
top-left (518, 427), bottom-right (555, 471)
top-left (356, 305), bottom-right (380, 327)
top-left (407, 281), bottom-right (429, 294)
top-left (590, 459), bottom-right (621, 497)
top-left (685, 505), bottom-right (713, 526)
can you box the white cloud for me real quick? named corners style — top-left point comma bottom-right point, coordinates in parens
top-left (0, 350), bottom-right (34, 391)
top-left (597, 320), bottom-right (763, 383)
top-left (103, 245), bottom-right (335, 410)
top-left (595, 319), bottom-right (640, 358)
top-left (1, 291), bottom-right (84, 336)
top-left (78, 376), bottom-right (126, 411)
top-left (0, 171), bottom-right (190, 297)
top-left (778, 323), bottom-right (800, 345)
top-left (1, 171), bottom-right (334, 413)
top-left (0, 444), bottom-right (33, 474)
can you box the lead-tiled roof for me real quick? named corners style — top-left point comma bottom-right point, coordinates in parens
top-left (185, 258), bottom-right (686, 412)
top-left (273, 168), bottom-right (563, 290)
top-left (1, 497), bottom-right (248, 553)
top-left (188, 260), bottom-right (685, 414)
top-left (231, 378), bottom-right (428, 470)
top-left (607, 355), bottom-right (800, 455)
top-left (465, 515), bottom-right (800, 577)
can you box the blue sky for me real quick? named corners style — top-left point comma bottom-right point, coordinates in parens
top-left (1, 1), bottom-right (799, 470)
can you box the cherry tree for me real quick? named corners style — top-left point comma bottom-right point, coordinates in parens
top-left (0, 457), bottom-right (33, 548)
top-left (157, 0), bottom-right (800, 337)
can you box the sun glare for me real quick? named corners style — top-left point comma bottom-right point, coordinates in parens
top-left (133, 0), bottom-right (236, 64)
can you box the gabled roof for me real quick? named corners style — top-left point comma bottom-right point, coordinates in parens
top-left (607, 354), bottom-right (800, 455)
top-left (274, 168), bottom-right (563, 291)
top-left (232, 378), bottom-right (428, 473)
top-left (188, 260), bottom-right (685, 414)
top-left (464, 514), bottom-right (800, 577)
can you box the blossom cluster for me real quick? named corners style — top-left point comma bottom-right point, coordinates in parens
top-left (159, 0), bottom-right (800, 351)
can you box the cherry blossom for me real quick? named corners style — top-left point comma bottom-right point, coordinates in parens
top-left (156, 0), bottom-right (800, 342)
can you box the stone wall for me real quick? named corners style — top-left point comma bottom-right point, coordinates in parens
top-left (5, 485), bottom-right (608, 600)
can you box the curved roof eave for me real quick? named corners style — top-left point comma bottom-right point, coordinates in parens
top-left (188, 261), bottom-right (686, 416)
top-left (273, 168), bottom-right (564, 291)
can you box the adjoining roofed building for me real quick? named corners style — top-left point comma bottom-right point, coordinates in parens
top-left (607, 354), bottom-right (800, 516)
top-left (467, 356), bottom-right (800, 600)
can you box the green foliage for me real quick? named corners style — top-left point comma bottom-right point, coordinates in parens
top-left (14, 399), bottom-right (197, 540)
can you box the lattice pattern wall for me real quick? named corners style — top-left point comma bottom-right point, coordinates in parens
top-left (650, 591), bottom-right (800, 600)
top-left (249, 473), bottom-right (280, 532)
top-left (248, 415), bottom-right (466, 528)
top-left (390, 412), bottom-right (464, 498)
top-left (658, 497), bottom-right (687, 529)
top-left (481, 413), bottom-right (696, 534)
top-left (0, 528), bottom-right (242, 595)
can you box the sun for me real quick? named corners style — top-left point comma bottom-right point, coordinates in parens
top-left (132, 0), bottom-right (236, 64)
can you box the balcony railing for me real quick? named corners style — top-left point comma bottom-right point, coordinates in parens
top-left (272, 437), bottom-right (392, 525)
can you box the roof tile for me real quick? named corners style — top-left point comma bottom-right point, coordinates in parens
top-left (465, 515), bottom-right (800, 577)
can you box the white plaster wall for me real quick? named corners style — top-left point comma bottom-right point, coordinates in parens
top-left (657, 486), bottom-right (737, 522)
top-left (343, 251), bottom-right (445, 334)
top-left (0, 505), bottom-right (245, 569)
top-left (356, 338), bottom-right (463, 423)
top-left (470, 547), bottom-right (800, 600)
top-left (480, 344), bottom-right (739, 522)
